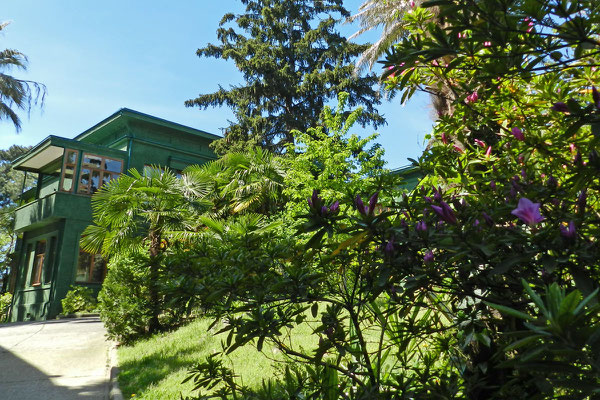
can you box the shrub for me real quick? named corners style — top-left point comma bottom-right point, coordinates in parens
top-left (0, 292), bottom-right (12, 321)
top-left (98, 253), bottom-right (151, 343)
top-left (61, 286), bottom-right (97, 314)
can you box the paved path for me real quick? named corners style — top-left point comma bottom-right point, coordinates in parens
top-left (0, 317), bottom-right (111, 400)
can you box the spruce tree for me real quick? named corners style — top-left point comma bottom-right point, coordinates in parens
top-left (186, 0), bottom-right (385, 154)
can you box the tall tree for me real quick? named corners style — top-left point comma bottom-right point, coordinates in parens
top-left (350, 1), bottom-right (457, 120)
top-left (0, 21), bottom-right (46, 132)
top-left (347, 0), bottom-right (421, 73)
top-left (81, 168), bottom-right (208, 333)
top-left (0, 145), bottom-right (35, 292)
top-left (186, 0), bottom-right (385, 154)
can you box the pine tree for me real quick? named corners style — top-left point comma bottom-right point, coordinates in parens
top-left (185, 0), bottom-right (385, 154)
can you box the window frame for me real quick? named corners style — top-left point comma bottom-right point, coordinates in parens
top-left (75, 249), bottom-right (107, 284)
top-left (77, 153), bottom-right (123, 195)
top-left (59, 149), bottom-right (79, 193)
top-left (30, 240), bottom-right (46, 287)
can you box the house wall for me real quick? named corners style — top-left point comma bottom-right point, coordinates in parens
top-left (10, 220), bottom-right (63, 321)
top-left (11, 113), bottom-right (218, 321)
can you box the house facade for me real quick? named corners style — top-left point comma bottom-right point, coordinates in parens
top-left (8, 109), bottom-right (219, 321)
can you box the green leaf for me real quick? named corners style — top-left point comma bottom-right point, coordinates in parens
top-left (505, 334), bottom-right (543, 351)
top-left (311, 302), bottom-right (319, 318)
top-left (484, 301), bottom-right (536, 321)
top-left (559, 289), bottom-right (582, 316)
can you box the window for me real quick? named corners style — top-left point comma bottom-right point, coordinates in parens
top-left (60, 149), bottom-right (78, 192)
top-left (75, 250), bottom-right (106, 283)
top-left (44, 237), bottom-right (57, 284)
top-left (30, 240), bottom-right (46, 286)
top-left (78, 154), bottom-right (122, 194)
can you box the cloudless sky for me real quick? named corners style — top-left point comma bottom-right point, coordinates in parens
top-left (0, 0), bottom-right (433, 169)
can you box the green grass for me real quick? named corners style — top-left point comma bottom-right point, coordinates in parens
top-left (117, 317), bottom-right (317, 399)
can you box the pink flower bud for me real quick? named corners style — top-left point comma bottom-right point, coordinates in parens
top-left (511, 127), bottom-right (525, 141)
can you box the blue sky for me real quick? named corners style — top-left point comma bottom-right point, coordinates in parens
top-left (0, 0), bottom-right (433, 169)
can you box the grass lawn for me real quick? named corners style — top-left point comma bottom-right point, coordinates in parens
top-left (117, 316), bottom-right (317, 399)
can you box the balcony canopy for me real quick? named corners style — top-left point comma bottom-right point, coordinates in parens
top-left (12, 135), bottom-right (127, 174)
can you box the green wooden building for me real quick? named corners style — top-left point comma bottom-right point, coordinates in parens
top-left (8, 109), bottom-right (219, 321)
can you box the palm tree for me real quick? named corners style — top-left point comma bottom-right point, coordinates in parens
top-left (347, 0), bottom-right (421, 73)
top-left (349, 1), bottom-right (456, 120)
top-left (81, 167), bottom-right (207, 333)
top-left (0, 21), bottom-right (46, 132)
top-left (183, 148), bottom-right (286, 217)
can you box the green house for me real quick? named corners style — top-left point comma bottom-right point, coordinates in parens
top-left (8, 109), bottom-right (219, 321)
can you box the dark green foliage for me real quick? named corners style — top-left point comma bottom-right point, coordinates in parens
top-left (60, 285), bottom-right (97, 314)
top-left (0, 145), bottom-right (35, 292)
top-left (98, 254), bottom-right (151, 343)
top-left (0, 292), bottom-right (11, 321)
top-left (179, 1), bottom-right (600, 399)
top-left (185, 0), bottom-right (384, 154)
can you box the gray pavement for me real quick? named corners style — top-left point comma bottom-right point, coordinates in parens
top-left (0, 317), bottom-right (111, 400)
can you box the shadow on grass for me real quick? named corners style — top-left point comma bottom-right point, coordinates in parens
top-left (117, 322), bottom-right (215, 398)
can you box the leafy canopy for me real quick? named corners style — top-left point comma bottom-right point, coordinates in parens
top-left (185, 0), bottom-right (385, 154)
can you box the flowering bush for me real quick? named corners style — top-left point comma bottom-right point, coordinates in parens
top-left (182, 1), bottom-right (600, 398)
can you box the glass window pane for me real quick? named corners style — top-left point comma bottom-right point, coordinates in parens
top-left (79, 168), bottom-right (90, 193)
top-left (61, 165), bottom-right (75, 192)
top-left (75, 251), bottom-right (92, 282)
top-left (66, 150), bottom-right (77, 164)
top-left (90, 255), bottom-right (106, 283)
top-left (104, 159), bottom-right (122, 173)
top-left (90, 170), bottom-right (100, 194)
top-left (44, 237), bottom-right (57, 284)
top-left (83, 154), bottom-right (102, 168)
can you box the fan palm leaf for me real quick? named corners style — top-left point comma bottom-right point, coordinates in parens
top-left (0, 22), bottom-right (46, 131)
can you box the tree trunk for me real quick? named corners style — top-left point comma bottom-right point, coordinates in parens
top-left (147, 227), bottom-right (162, 334)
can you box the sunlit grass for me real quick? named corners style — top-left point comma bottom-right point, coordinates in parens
top-left (117, 316), bottom-right (317, 399)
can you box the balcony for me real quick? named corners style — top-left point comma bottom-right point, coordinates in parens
top-left (12, 135), bottom-right (128, 232)
top-left (14, 191), bottom-right (93, 232)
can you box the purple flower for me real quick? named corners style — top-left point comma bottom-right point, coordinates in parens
top-left (423, 250), bottom-right (434, 264)
top-left (573, 151), bottom-right (582, 166)
top-left (321, 206), bottom-right (328, 216)
top-left (329, 201), bottom-right (339, 214)
top-left (547, 175), bottom-right (558, 189)
top-left (355, 195), bottom-right (367, 215)
top-left (384, 238), bottom-right (395, 255)
top-left (416, 220), bottom-right (427, 232)
top-left (433, 187), bottom-right (443, 202)
top-left (431, 201), bottom-right (457, 224)
top-left (441, 132), bottom-right (448, 144)
top-left (424, 196), bottom-right (433, 203)
top-left (559, 221), bottom-right (576, 239)
top-left (308, 189), bottom-right (320, 209)
top-left (368, 192), bottom-right (379, 215)
top-left (593, 86), bottom-right (600, 109)
top-left (551, 102), bottom-right (569, 112)
top-left (465, 91), bottom-right (479, 104)
top-left (482, 212), bottom-right (493, 226)
top-left (490, 180), bottom-right (496, 190)
top-left (311, 189), bottom-right (319, 205)
top-left (511, 197), bottom-right (545, 226)
top-left (473, 219), bottom-right (480, 227)
top-left (511, 127), bottom-right (525, 141)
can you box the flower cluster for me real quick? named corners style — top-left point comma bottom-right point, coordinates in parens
top-left (307, 190), bottom-right (339, 217)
